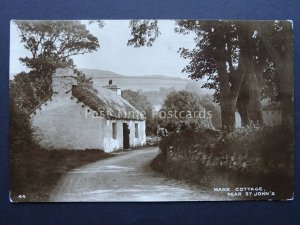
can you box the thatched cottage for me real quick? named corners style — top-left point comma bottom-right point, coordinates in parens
top-left (30, 68), bottom-right (146, 152)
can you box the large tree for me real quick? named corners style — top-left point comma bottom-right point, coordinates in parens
top-left (175, 20), bottom-right (293, 129)
top-left (127, 20), bottom-right (245, 130)
top-left (256, 21), bottom-right (294, 127)
top-left (15, 20), bottom-right (99, 74)
top-left (176, 20), bottom-right (249, 130)
top-left (127, 20), bottom-right (293, 130)
top-left (235, 22), bottom-right (269, 126)
top-left (12, 20), bottom-right (100, 114)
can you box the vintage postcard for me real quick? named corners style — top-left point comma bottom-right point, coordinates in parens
top-left (9, 20), bottom-right (294, 202)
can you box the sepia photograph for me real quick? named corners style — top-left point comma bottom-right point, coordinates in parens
top-left (9, 20), bottom-right (294, 202)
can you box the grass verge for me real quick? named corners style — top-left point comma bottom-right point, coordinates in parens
top-left (10, 148), bottom-right (113, 202)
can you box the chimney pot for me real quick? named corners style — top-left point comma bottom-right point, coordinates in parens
top-left (103, 79), bottom-right (121, 96)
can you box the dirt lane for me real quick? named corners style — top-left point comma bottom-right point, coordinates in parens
top-left (50, 146), bottom-right (216, 201)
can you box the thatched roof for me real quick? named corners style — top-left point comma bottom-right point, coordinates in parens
top-left (72, 84), bottom-right (145, 120)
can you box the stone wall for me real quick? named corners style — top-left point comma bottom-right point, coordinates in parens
top-left (152, 127), bottom-right (293, 199)
top-left (167, 145), bottom-right (252, 170)
top-left (165, 142), bottom-right (287, 175)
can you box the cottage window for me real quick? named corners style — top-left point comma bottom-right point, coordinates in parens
top-left (135, 123), bottom-right (139, 138)
top-left (112, 122), bottom-right (117, 139)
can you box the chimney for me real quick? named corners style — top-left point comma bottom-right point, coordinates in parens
top-left (104, 78), bottom-right (121, 96)
top-left (52, 68), bottom-right (77, 94)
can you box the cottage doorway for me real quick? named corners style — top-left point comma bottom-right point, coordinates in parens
top-left (123, 123), bottom-right (130, 149)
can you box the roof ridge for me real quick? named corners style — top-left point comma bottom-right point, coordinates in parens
top-left (72, 84), bottom-right (145, 121)
top-left (28, 92), bottom-right (53, 117)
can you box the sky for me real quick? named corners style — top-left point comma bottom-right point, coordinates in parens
top-left (9, 20), bottom-right (197, 79)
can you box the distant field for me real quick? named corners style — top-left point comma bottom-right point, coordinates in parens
top-left (92, 76), bottom-right (197, 91)
top-left (10, 68), bottom-right (210, 93)
top-left (80, 68), bottom-right (207, 92)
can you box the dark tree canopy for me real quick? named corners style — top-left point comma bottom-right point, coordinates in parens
top-left (127, 20), bottom-right (160, 47)
top-left (127, 19), bottom-right (293, 130)
top-left (175, 20), bottom-right (293, 128)
top-left (12, 21), bottom-right (100, 114)
top-left (176, 20), bottom-right (240, 103)
top-left (15, 20), bottom-right (100, 73)
top-left (10, 71), bottom-right (52, 114)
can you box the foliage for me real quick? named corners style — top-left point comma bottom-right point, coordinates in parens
top-left (161, 123), bottom-right (293, 175)
top-left (9, 90), bottom-right (37, 153)
top-left (122, 89), bottom-right (152, 113)
top-left (175, 20), bottom-right (293, 128)
top-left (159, 90), bottom-right (211, 132)
top-left (121, 89), bottom-right (155, 134)
top-left (262, 62), bottom-right (279, 101)
top-left (10, 71), bottom-right (52, 115)
top-left (74, 69), bottom-right (93, 85)
top-left (175, 20), bottom-right (240, 103)
top-left (15, 20), bottom-right (99, 74)
top-left (127, 20), bottom-right (160, 47)
top-left (217, 123), bottom-right (293, 170)
top-left (260, 21), bottom-right (293, 102)
top-left (10, 69), bottom-right (93, 115)
top-left (174, 21), bottom-right (277, 103)
top-left (198, 94), bottom-right (222, 129)
top-left (88, 20), bottom-right (105, 28)
top-left (12, 20), bottom-right (99, 115)
top-left (182, 85), bottom-right (222, 128)
top-left (142, 86), bottom-right (176, 106)
top-left (127, 20), bottom-right (292, 129)
top-left (153, 124), bottom-right (293, 199)
top-left (159, 127), bottom-right (219, 156)
top-left (10, 75), bottom-right (111, 201)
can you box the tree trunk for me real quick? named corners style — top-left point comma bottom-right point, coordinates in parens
top-left (237, 73), bottom-right (250, 127)
top-left (258, 21), bottom-right (294, 128)
top-left (217, 55), bottom-right (246, 131)
top-left (237, 92), bottom-right (250, 127)
top-left (246, 62), bottom-right (263, 124)
top-left (236, 28), bottom-right (267, 127)
top-left (220, 101), bottom-right (236, 131)
top-left (217, 61), bottom-right (236, 131)
top-left (214, 22), bottom-right (251, 131)
top-left (237, 69), bottom-right (264, 126)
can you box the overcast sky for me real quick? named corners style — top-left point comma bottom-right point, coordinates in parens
top-left (10, 20), bottom-right (196, 79)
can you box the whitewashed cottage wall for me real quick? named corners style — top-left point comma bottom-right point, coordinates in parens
top-left (31, 91), bottom-right (101, 150)
top-left (31, 91), bottom-right (146, 152)
top-left (30, 68), bottom-right (146, 152)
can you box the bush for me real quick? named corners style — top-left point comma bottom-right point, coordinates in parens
top-left (159, 127), bottom-right (219, 156)
top-left (216, 123), bottom-right (293, 175)
top-left (159, 90), bottom-right (214, 132)
top-left (152, 124), bottom-right (294, 199)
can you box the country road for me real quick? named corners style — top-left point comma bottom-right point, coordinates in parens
top-left (50, 146), bottom-right (216, 201)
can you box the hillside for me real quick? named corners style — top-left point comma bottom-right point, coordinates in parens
top-left (10, 69), bottom-right (211, 107)
top-left (79, 69), bottom-right (123, 78)
top-left (79, 68), bottom-right (207, 92)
